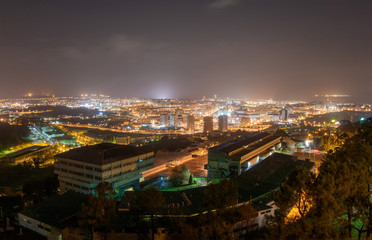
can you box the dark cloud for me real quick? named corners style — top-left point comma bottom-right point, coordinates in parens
top-left (208, 0), bottom-right (239, 9)
top-left (0, 0), bottom-right (371, 103)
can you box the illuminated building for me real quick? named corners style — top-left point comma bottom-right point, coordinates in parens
top-left (3, 145), bottom-right (52, 164)
top-left (187, 115), bottom-right (195, 130)
top-left (279, 107), bottom-right (288, 121)
top-left (160, 114), bottom-right (168, 126)
top-left (121, 153), bottom-right (315, 232)
top-left (207, 132), bottom-right (281, 178)
top-left (54, 143), bottom-right (154, 198)
top-left (241, 117), bottom-right (251, 126)
top-left (175, 114), bottom-right (183, 128)
top-left (169, 114), bottom-right (175, 127)
top-left (203, 116), bottom-right (213, 133)
top-left (18, 191), bottom-right (86, 238)
top-left (218, 115), bottom-right (228, 132)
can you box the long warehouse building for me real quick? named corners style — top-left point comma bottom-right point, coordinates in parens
top-left (207, 132), bottom-right (281, 178)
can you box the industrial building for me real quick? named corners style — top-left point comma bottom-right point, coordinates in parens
top-left (207, 132), bottom-right (281, 178)
top-left (54, 143), bottom-right (154, 198)
top-left (18, 152), bottom-right (314, 239)
top-left (2, 145), bottom-right (52, 164)
top-left (120, 153), bottom-right (315, 232)
top-left (18, 191), bottom-right (86, 238)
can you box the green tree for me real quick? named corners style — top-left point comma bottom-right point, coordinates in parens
top-left (319, 134), bottom-right (341, 152)
top-left (199, 179), bottom-right (241, 239)
top-left (266, 167), bottom-right (315, 239)
top-left (202, 179), bottom-right (238, 211)
top-left (188, 174), bottom-right (193, 185)
top-left (315, 136), bottom-right (372, 239)
top-left (78, 182), bottom-right (117, 240)
top-left (170, 165), bottom-right (191, 186)
top-left (132, 188), bottom-right (165, 240)
top-left (266, 123), bottom-right (372, 240)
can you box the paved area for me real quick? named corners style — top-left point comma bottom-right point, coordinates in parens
top-left (143, 153), bottom-right (208, 178)
top-left (155, 155), bottom-right (208, 178)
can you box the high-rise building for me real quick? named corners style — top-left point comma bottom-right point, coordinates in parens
top-left (160, 114), bottom-right (168, 126)
top-left (169, 114), bottom-right (175, 127)
top-left (279, 108), bottom-right (288, 122)
top-left (175, 114), bottom-right (183, 128)
top-left (241, 117), bottom-right (251, 126)
top-left (187, 115), bottom-right (195, 130)
top-left (218, 115), bottom-right (228, 132)
top-left (54, 143), bottom-right (154, 198)
top-left (203, 116), bottom-right (213, 133)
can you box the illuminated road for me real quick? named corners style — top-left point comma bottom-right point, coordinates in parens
top-left (55, 123), bottom-right (196, 135)
top-left (55, 123), bottom-right (127, 133)
top-left (13, 110), bottom-right (52, 115)
top-left (143, 153), bottom-right (208, 178)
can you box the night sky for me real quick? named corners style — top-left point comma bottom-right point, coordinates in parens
top-left (1, 0), bottom-right (372, 102)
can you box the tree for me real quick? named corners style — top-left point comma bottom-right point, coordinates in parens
top-left (170, 165), bottom-right (191, 186)
top-left (32, 157), bottom-right (41, 169)
top-left (132, 188), bottom-right (165, 240)
top-left (315, 136), bottom-right (372, 239)
top-left (319, 134), bottom-right (341, 152)
top-left (274, 129), bottom-right (289, 138)
top-left (44, 174), bottom-right (59, 195)
top-left (266, 167), bottom-right (315, 239)
top-left (199, 179), bottom-right (240, 239)
top-left (265, 123), bottom-right (372, 240)
top-left (78, 182), bottom-right (117, 240)
top-left (188, 174), bottom-right (193, 185)
top-left (202, 179), bottom-right (238, 211)
top-left (22, 174), bottom-right (59, 201)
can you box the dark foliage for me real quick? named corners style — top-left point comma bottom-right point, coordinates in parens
top-left (0, 122), bottom-right (29, 151)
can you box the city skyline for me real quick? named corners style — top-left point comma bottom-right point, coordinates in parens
top-left (1, 1), bottom-right (372, 103)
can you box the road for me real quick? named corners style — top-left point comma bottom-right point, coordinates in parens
top-left (55, 123), bottom-right (195, 135)
top-left (142, 153), bottom-right (208, 178)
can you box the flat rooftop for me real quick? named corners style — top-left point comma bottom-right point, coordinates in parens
top-left (120, 153), bottom-right (315, 215)
top-left (20, 190), bottom-right (87, 228)
top-left (209, 132), bottom-right (271, 154)
top-left (231, 135), bottom-right (280, 157)
top-left (55, 143), bottom-right (152, 165)
top-left (3, 145), bottom-right (49, 159)
top-left (234, 153), bottom-right (315, 202)
top-left (120, 187), bottom-right (204, 215)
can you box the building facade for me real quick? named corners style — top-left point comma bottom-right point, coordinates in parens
top-left (218, 115), bottom-right (228, 132)
top-left (3, 145), bottom-right (52, 164)
top-left (207, 132), bottom-right (281, 178)
top-left (187, 115), bottom-right (195, 130)
top-left (160, 114), bottom-right (169, 127)
top-left (54, 143), bottom-right (154, 198)
top-left (203, 116), bottom-right (213, 133)
top-left (279, 107), bottom-right (288, 122)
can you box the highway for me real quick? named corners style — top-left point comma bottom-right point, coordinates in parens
top-left (55, 123), bottom-right (201, 135)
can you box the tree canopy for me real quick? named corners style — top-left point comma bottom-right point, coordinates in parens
top-left (266, 123), bottom-right (372, 240)
top-left (78, 182), bottom-right (117, 240)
